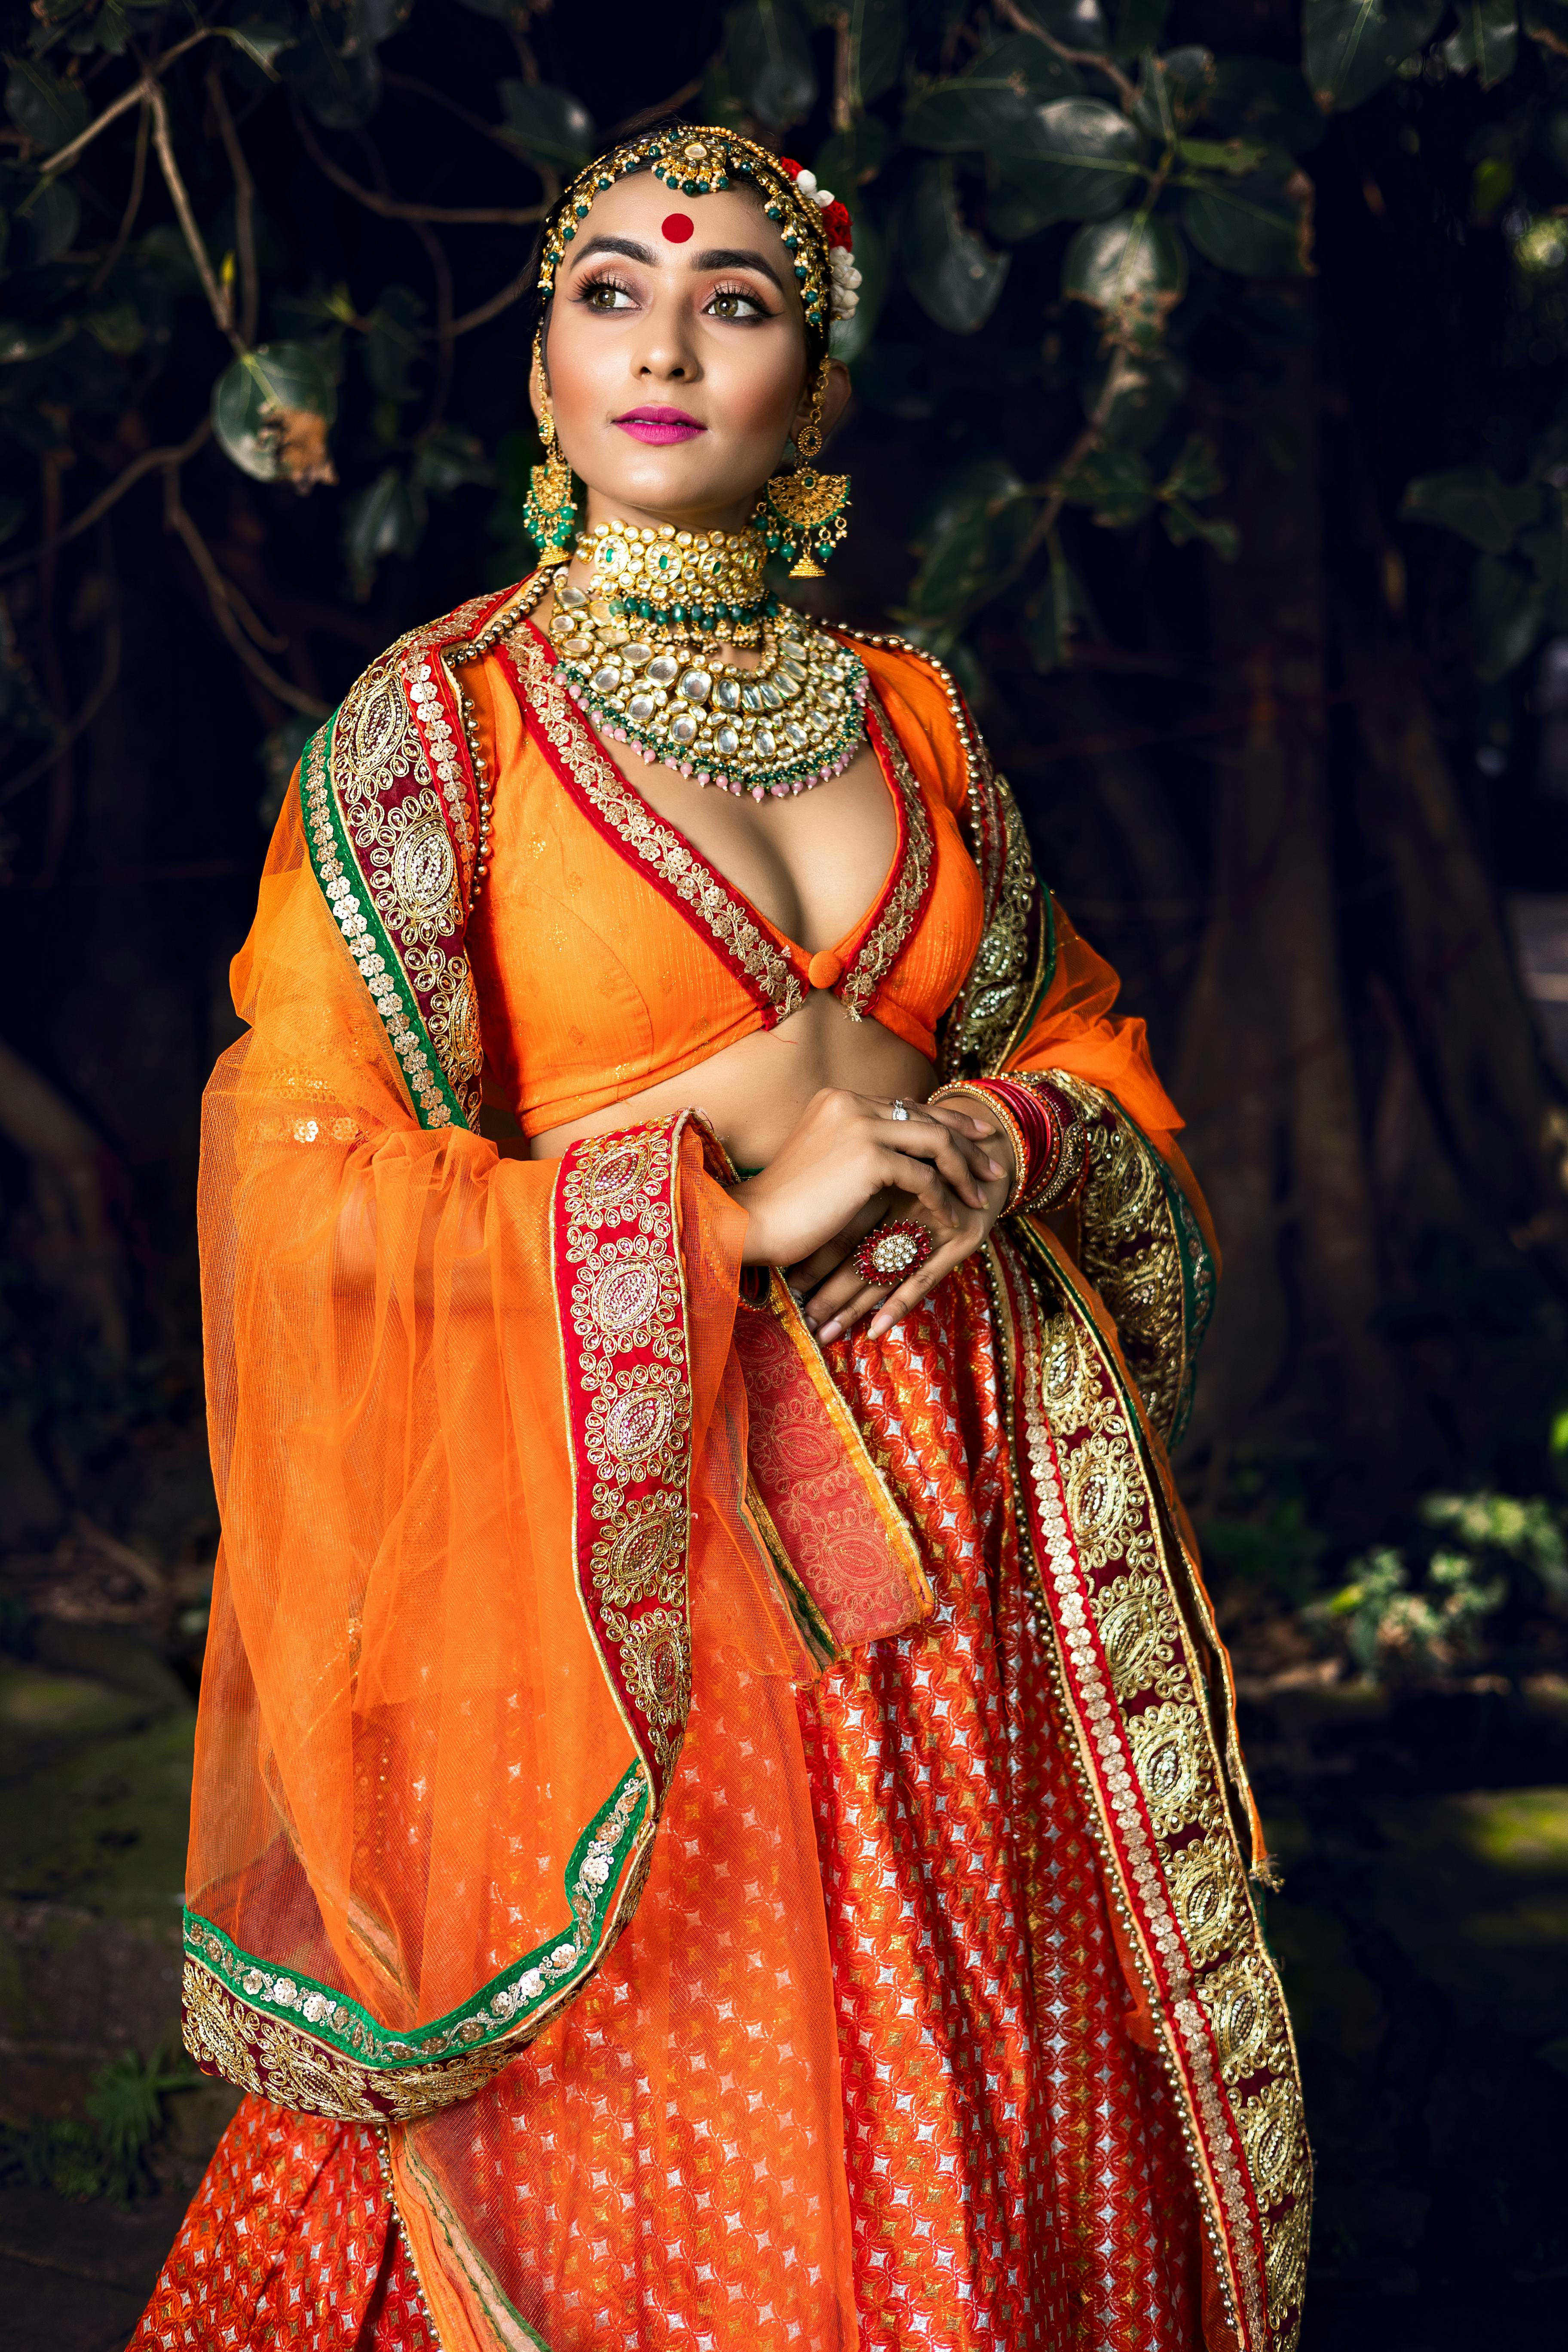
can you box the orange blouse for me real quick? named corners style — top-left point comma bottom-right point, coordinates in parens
top-left (464, 624), bottom-right (986, 1139)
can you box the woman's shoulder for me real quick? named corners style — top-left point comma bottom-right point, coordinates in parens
top-left (828, 622), bottom-right (991, 815)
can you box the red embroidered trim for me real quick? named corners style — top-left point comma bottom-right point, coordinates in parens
top-left (552, 1117), bottom-right (698, 1809)
top-left (498, 625), bottom-right (800, 1026)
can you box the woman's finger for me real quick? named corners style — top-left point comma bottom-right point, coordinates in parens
top-left (814, 1226), bottom-right (980, 1343)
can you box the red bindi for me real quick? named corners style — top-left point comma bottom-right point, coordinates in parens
top-left (661, 212), bottom-right (695, 243)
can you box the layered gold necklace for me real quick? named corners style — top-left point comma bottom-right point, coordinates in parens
top-left (545, 518), bottom-right (867, 801)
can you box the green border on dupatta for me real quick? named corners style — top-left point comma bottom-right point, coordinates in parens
top-left (184, 1763), bottom-right (647, 2073)
top-left (298, 710), bottom-right (469, 1134)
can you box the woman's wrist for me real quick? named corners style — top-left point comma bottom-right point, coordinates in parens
top-left (926, 1087), bottom-right (1018, 1207)
top-left (928, 1076), bottom-right (1087, 1216)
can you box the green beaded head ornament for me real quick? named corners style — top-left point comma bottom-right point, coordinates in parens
top-left (535, 126), bottom-right (861, 344)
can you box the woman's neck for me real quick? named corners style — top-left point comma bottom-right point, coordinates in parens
top-left (579, 489), bottom-right (761, 539)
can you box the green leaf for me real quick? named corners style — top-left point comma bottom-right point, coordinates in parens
top-left (1163, 501), bottom-right (1240, 556)
top-left (361, 283), bottom-right (425, 406)
top-left (1087, 350), bottom-right (1187, 447)
top-left (1063, 211), bottom-right (1187, 347)
top-left (908, 455), bottom-right (1032, 619)
top-left (1182, 168), bottom-right (1311, 276)
top-left (901, 34), bottom-right (1080, 153)
top-left (1059, 443), bottom-right (1155, 526)
top-left (1011, 0), bottom-right (1111, 52)
top-left (1203, 56), bottom-right (1326, 155)
top-left (219, 6), bottom-right (298, 74)
top-left (1177, 137), bottom-right (1268, 175)
top-left (1024, 547), bottom-right (1082, 670)
top-left (212, 343), bottom-right (338, 487)
top-left (1303, 0), bottom-right (1444, 113)
top-left (0, 318), bottom-right (74, 364)
top-left (1012, 0), bottom-right (1167, 56)
top-left (6, 62), bottom-right (88, 152)
top-left (1161, 431), bottom-right (1225, 503)
top-left (85, 300), bottom-right (145, 355)
top-left (1007, 98), bottom-right (1145, 214)
top-left (286, 22), bottom-right (383, 129)
top-left (900, 161), bottom-right (1011, 334)
top-left (1133, 45), bottom-right (1216, 138)
top-left (1114, 0), bottom-right (1171, 52)
top-left (27, 177), bottom-right (80, 264)
top-left (1442, 0), bottom-right (1520, 82)
top-left (496, 82), bottom-right (595, 167)
top-left (1471, 551), bottom-right (1546, 681)
top-left (343, 466), bottom-right (426, 600)
top-left (815, 119), bottom-right (894, 191)
top-left (830, 203), bottom-right (888, 361)
top-left (843, 0), bottom-right (906, 106)
top-left (1399, 465), bottom-right (1543, 553)
top-left (1525, 0), bottom-right (1568, 55)
top-left (414, 425), bottom-right (496, 496)
top-left (724, 0), bottom-right (817, 129)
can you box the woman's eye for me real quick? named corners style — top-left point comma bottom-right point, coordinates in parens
top-left (582, 280), bottom-right (635, 312)
top-left (707, 287), bottom-right (767, 322)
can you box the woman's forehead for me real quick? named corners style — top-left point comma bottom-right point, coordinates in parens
top-left (566, 171), bottom-right (793, 276)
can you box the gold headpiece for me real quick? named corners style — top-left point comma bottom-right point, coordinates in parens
top-left (536, 126), bottom-right (861, 334)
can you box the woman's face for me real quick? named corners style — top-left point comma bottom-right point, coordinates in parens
top-left (536, 169), bottom-right (848, 536)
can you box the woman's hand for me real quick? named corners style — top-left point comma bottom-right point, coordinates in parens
top-left (729, 1087), bottom-right (1005, 1272)
top-left (790, 1090), bottom-right (1018, 1343)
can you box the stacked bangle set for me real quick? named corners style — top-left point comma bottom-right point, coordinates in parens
top-left (930, 1075), bottom-right (1090, 1218)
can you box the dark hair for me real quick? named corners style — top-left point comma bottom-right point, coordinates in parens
top-left (530, 120), bottom-right (829, 374)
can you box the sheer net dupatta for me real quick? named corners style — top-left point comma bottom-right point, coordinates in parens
top-left (181, 789), bottom-right (790, 2125)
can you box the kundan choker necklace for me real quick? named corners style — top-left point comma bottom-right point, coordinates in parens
top-left (546, 518), bottom-right (867, 800)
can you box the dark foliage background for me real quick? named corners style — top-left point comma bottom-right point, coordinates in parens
top-left (0, 2), bottom-right (1567, 2344)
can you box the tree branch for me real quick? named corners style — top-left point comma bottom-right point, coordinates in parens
top-left (292, 101), bottom-right (550, 224)
top-left (147, 83), bottom-right (243, 351)
top-left (449, 256), bottom-right (541, 339)
top-left (0, 419), bottom-right (212, 582)
top-left (89, 97), bottom-right (149, 294)
top-left (0, 590), bottom-right (121, 812)
top-left (37, 26), bottom-right (218, 179)
top-left (994, 0), bottom-right (1138, 107)
top-left (164, 476), bottom-right (327, 717)
top-left (207, 60), bottom-right (259, 346)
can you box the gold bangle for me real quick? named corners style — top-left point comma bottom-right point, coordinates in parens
top-left (927, 1082), bottom-right (1029, 1214)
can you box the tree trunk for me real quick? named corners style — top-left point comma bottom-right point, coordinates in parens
top-left (1176, 295), bottom-right (1399, 1474)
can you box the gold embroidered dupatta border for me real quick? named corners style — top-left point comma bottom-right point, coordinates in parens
top-left (182, 1109), bottom-right (718, 2123)
top-left (988, 1226), bottom-right (1310, 2352)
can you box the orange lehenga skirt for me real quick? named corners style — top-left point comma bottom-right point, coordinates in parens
top-left (132, 1256), bottom-right (1198, 2352)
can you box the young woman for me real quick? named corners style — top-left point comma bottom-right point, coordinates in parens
top-left (132, 127), bottom-right (1307, 2352)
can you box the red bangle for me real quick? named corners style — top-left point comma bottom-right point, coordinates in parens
top-left (929, 1077), bottom-right (1088, 1216)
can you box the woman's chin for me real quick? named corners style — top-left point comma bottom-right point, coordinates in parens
top-left (583, 450), bottom-right (763, 525)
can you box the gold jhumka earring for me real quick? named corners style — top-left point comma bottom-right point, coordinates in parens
top-left (760, 359), bottom-right (851, 578)
top-left (521, 334), bottom-right (579, 567)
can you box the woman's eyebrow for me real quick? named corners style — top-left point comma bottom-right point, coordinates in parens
top-left (692, 246), bottom-right (786, 294)
top-left (570, 233), bottom-right (657, 269)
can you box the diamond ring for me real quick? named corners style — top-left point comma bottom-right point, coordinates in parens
top-left (890, 1098), bottom-right (910, 1121)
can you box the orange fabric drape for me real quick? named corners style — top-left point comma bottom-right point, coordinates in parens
top-left (190, 786), bottom-right (802, 2042)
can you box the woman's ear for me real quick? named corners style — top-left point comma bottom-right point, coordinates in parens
top-left (528, 336), bottom-right (548, 427)
top-left (793, 357), bottom-right (852, 446)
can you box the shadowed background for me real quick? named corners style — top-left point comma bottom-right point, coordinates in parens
top-left (1, 2), bottom-right (1566, 2345)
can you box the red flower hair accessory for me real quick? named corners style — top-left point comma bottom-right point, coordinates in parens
top-left (778, 157), bottom-right (861, 318)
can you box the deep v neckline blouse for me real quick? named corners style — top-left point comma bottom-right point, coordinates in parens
top-left (466, 621), bottom-right (987, 1139)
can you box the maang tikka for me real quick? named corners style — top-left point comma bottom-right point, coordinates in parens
top-left (521, 332), bottom-right (579, 567)
top-left (759, 358), bottom-right (851, 579)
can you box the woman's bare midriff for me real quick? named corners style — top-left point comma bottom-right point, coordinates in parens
top-left (525, 991), bottom-right (935, 1169)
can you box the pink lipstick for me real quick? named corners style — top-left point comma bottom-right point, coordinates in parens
top-left (614, 406), bottom-right (706, 444)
